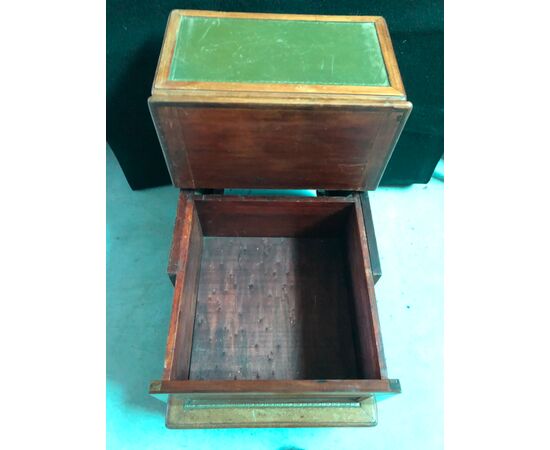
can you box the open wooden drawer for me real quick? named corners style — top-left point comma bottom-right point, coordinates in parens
top-left (149, 191), bottom-right (400, 428)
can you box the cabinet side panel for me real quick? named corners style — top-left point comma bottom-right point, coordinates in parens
top-left (168, 191), bottom-right (187, 284)
top-left (345, 199), bottom-right (387, 378)
top-left (149, 99), bottom-right (195, 188)
top-left (149, 100), bottom-right (410, 190)
top-left (364, 105), bottom-right (411, 189)
top-left (163, 197), bottom-right (203, 379)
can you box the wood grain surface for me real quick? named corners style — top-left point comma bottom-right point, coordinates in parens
top-left (193, 195), bottom-right (354, 237)
top-left (163, 197), bottom-right (204, 380)
top-left (151, 378), bottom-right (400, 396)
top-left (155, 194), bottom-right (399, 409)
top-left (188, 236), bottom-right (359, 380)
top-left (150, 101), bottom-right (411, 190)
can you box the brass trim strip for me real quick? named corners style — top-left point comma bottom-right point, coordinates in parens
top-left (184, 400), bottom-right (362, 409)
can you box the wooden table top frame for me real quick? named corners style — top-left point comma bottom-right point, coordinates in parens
top-left (149, 191), bottom-right (400, 428)
top-left (152, 10), bottom-right (406, 99)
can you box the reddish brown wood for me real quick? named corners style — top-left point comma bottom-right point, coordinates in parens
top-left (167, 191), bottom-right (187, 285)
top-left (189, 236), bottom-right (359, 381)
top-left (149, 10), bottom-right (406, 426)
top-left (321, 190), bottom-right (382, 284)
top-left (169, 191), bottom-right (382, 285)
top-left (193, 195), bottom-right (354, 237)
top-left (152, 379), bottom-right (401, 396)
top-left (345, 200), bottom-right (387, 378)
top-left (359, 192), bottom-right (382, 284)
top-left (149, 101), bottom-right (411, 191)
top-left (163, 196), bottom-right (204, 380)
top-left (156, 193), bottom-right (398, 404)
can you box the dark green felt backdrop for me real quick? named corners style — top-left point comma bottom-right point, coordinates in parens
top-left (107, 1), bottom-right (443, 190)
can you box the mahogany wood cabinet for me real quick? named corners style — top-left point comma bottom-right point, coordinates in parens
top-left (147, 10), bottom-right (411, 428)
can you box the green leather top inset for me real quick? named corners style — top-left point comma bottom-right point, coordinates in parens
top-left (169, 16), bottom-right (389, 87)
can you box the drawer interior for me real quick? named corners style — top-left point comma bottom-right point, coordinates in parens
top-left (165, 195), bottom-right (384, 383)
top-left (192, 235), bottom-right (358, 380)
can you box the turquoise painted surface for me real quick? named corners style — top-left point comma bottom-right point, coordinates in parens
top-left (169, 17), bottom-right (389, 86)
top-left (107, 146), bottom-right (443, 449)
top-left (224, 189), bottom-right (317, 197)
